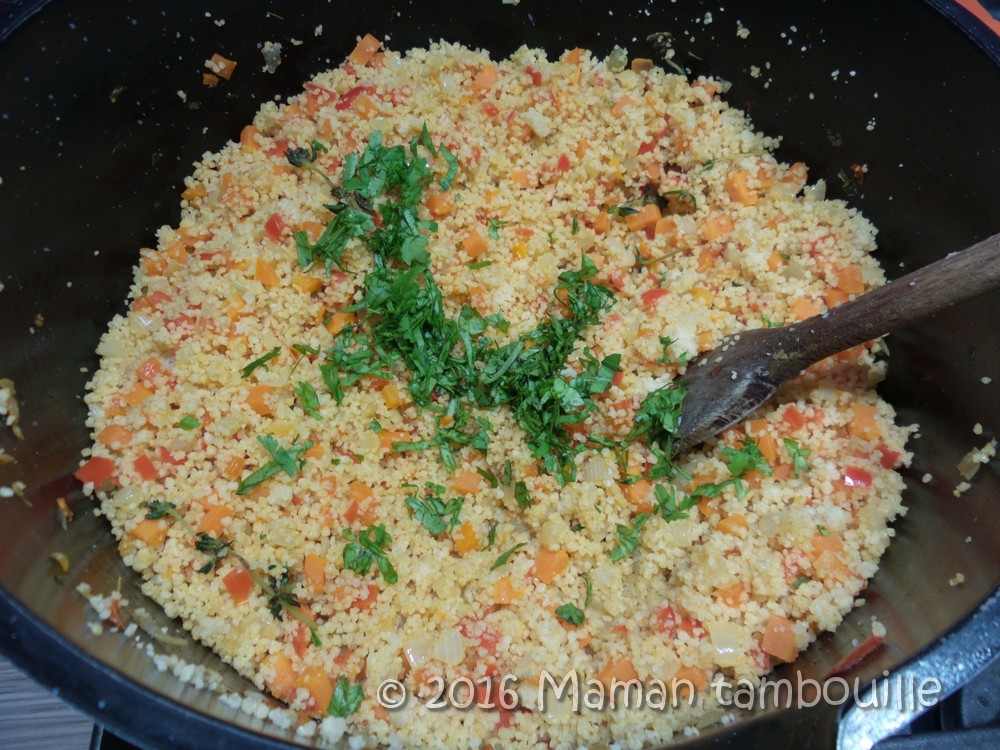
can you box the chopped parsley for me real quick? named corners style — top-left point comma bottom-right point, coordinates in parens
top-left (404, 483), bottom-right (464, 536)
top-left (490, 541), bottom-right (526, 571)
top-left (784, 438), bottom-right (812, 478)
top-left (295, 381), bottom-right (323, 420)
top-left (342, 524), bottom-right (398, 584)
top-left (582, 573), bottom-right (593, 606)
top-left (328, 676), bottom-right (364, 718)
top-left (485, 520), bottom-right (499, 549)
top-left (513, 481), bottom-right (532, 511)
top-left (627, 382), bottom-right (688, 478)
top-left (555, 603), bottom-right (585, 626)
top-left (791, 576), bottom-right (810, 589)
top-left (653, 483), bottom-right (699, 522)
top-left (235, 436), bottom-right (314, 496)
top-left (241, 346), bottom-right (281, 379)
top-left (610, 513), bottom-right (651, 561)
top-left (466, 260), bottom-right (492, 269)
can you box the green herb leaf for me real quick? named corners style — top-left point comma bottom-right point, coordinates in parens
top-left (439, 145), bottom-right (459, 190)
top-left (487, 218), bottom-right (508, 241)
top-left (177, 415), bottom-right (201, 431)
top-left (295, 381), bottom-right (323, 420)
top-left (791, 575), bottom-right (810, 589)
top-left (342, 524), bottom-right (397, 583)
top-left (582, 573), bottom-right (593, 606)
top-left (241, 346), bottom-right (281, 379)
top-left (514, 481), bottom-right (532, 511)
top-left (146, 500), bottom-right (176, 520)
top-left (784, 438), bottom-right (812, 478)
top-left (404, 485), bottom-right (464, 536)
top-left (721, 437), bottom-right (773, 479)
top-left (194, 532), bottom-right (230, 573)
top-left (466, 260), bottom-right (493, 270)
top-left (236, 437), bottom-right (313, 495)
top-left (653, 483), bottom-right (699, 522)
top-left (328, 676), bottom-right (365, 717)
top-left (485, 520), bottom-right (498, 549)
top-left (555, 603), bottom-right (585, 626)
top-left (490, 541), bottom-right (526, 571)
top-left (610, 513), bottom-right (650, 561)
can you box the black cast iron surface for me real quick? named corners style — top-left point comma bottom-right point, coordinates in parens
top-left (1, 1), bottom-right (998, 748)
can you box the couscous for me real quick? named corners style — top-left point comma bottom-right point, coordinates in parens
top-left (78, 38), bottom-right (911, 749)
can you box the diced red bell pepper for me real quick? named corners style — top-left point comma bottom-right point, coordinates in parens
top-left (842, 465), bottom-right (873, 488)
top-left (556, 154), bottom-right (570, 173)
top-left (74, 456), bottom-right (116, 487)
top-left (481, 101), bottom-right (500, 118)
top-left (335, 85), bottom-right (375, 111)
top-left (640, 288), bottom-right (670, 309)
top-left (652, 604), bottom-right (677, 638)
top-left (525, 65), bottom-right (543, 86)
top-left (159, 446), bottom-right (184, 466)
top-left (134, 454), bottom-right (158, 481)
top-left (264, 213), bottom-right (286, 242)
top-left (876, 443), bottom-right (901, 469)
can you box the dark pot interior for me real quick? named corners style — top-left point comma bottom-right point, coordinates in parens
top-left (0, 1), bottom-right (998, 747)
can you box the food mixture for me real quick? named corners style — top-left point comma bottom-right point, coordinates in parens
top-left (78, 37), bottom-right (911, 749)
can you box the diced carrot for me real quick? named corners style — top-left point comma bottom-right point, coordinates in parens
top-left (762, 614), bottom-right (798, 663)
top-left (197, 505), bottom-right (233, 537)
top-left (813, 550), bottom-right (854, 582)
top-left (824, 288), bottom-right (850, 308)
top-left (625, 203), bottom-right (661, 232)
top-left (381, 382), bottom-right (406, 410)
top-left (347, 33), bottom-right (381, 66)
top-left (654, 216), bottom-right (676, 238)
top-left (848, 403), bottom-right (881, 441)
top-left (304, 553), bottom-right (327, 595)
top-left (511, 241), bottom-right (528, 259)
top-left (426, 192), bottom-right (455, 217)
top-left (725, 170), bottom-right (759, 206)
top-left (129, 518), bottom-right (169, 548)
top-left (835, 265), bottom-right (865, 295)
top-left (811, 532), bottom-right (844, 558)
top-left (510, 170), bottom-right (531, 188)
top-left (630, 57), bottom-right (654, 72)
top-left (325, 311), bottom-right (356, 336)
top-left (351, 92), bottom-right (379, 118)
top-left (461, 230), bottom-right (488, 259)
top-left (134, 454), bottom-right (158, 481)
top-left (378, 430), bottom-right (409, 450)
top-left (671, 665), bottom-right (708, 697)
top-left (453, 521), bottom-right (479, 554)
top-left (783, 405), bottom-right (806, 431)
top-left (694, 248), bottom-right (716, 273)
top-left (303, 442), bottom-right (325, 461)
top-left (297, 221), bottom-right (325, 243)
top-left (347, 481), bottom-right (374, 504)
top-left (223, 565), bottom-right (253, 604)
top-left (563, 48), bottom-right (584, 65)
top-left (596, 655), bottom-right (639, 689)
top-left (97, 424), bottom-right (132, 450)
top-left (701, 214), bottom-right (735, 241)
top-left (349, 583), bottom-right (379, 611)
top-left (122, 382), bottom-right (153, 408)
top-left (532, 548), bottom-right (569, 584)
top-left (876, 443), bottom-right (902, 469)
top-left (452, 470), bottom-right (483, 496)
top-left (224, 294), bottom-right (246, 321)
top-left (289, 273), bottom-right (321, 294)
top-left (593, 212), bottom-right (610, 234)
top-left (623, 479), bottom-right (651, 506)
top-left (207, 53), bottom-right (236, 81)
top-left (136, 357), bottom-right (165, 384)
top-left (714, 581), bottom-right (745, 607)
top-left (696, 331), bottom-right (714, 352)
top-left (239, 125), bottom-right (259, 154)
top-left (757, 432), bottom-right (779, 463)
top-left (493, 576), bottom-right (523, 604)
top-left (254, 258), bottom-right (281, 288)
top-left (262, 653), bottom-right (297, 701)
top-left (221, 456), bottom-right (245, 481)
top-left (245, 385), bottom-right (274, 416)
top-left (790, 298), bottom-right (821, 321)
top-left (202, 73), bottom-right (219, 87)
top-left (767, 251), bottom-right (785, 272)
top-left (472, 65), bottom-right (498, 92)
top-left (716, 514), bottom-right (748, 536)
top-left (610, 95), bottom-right (637, 118)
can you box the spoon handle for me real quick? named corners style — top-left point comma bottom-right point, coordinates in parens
top-left (777, 232), bottom-right (1000, 370)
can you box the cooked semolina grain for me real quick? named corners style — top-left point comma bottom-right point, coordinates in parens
top-left (80, 39), bottom-right (912, 749)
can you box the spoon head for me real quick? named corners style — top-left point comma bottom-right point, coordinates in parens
top-left (674, 327), bottom-right (793, 453)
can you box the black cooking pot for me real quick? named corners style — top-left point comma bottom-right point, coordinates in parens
top-left (1, 1), bottom-right (998, 748)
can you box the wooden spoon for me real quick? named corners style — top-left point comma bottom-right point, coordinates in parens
top-left (674, 232), bottom-right (1000, 453)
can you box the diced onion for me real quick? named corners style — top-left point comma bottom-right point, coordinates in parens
top-left (580, 455), bottom-right (613, 483)
top-left (434, 628), bottom-right (465, 666)
top-left (96, 337), bottom-right (127, 358)
top-left (707, 621), bottom-right (744, 667)
top-left (403, 633), bottom-right (434, 669)
top-left (357, 430), bottom-right (381, 455)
